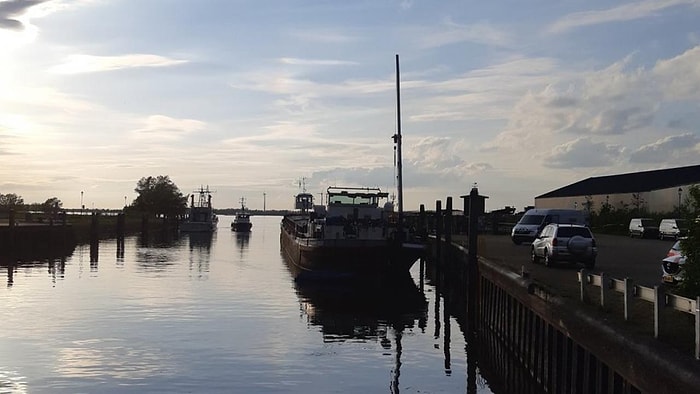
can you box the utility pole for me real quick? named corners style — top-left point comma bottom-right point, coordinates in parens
top-left (263, 192), bottom-right (266, 212)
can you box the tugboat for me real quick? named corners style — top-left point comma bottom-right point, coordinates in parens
top-left (180, 186), bottom-right (217, 232)
top-left (231, 197), bottom-right (252, 232)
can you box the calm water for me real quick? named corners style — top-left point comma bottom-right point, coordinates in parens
top-left (1, 216), bottom-right (495, 393)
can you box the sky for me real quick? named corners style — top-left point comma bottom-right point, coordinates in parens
top-left (1, 0), bottom-right (699, 212)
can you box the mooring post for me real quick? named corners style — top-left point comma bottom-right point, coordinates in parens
top-left (435, 200), bottom-right (442, 268)
top-left (116, 213), bottom-right (125, 239)
top-left (419, 204), bottom-right (426, 239)
top-left (90, 212), bottom-right (99, 244)
top-left (695, 296), bottom-right (700, 360)
top-left (445, 197), bottom-right (452, 246)
top-left (467, 187), bottom-right (480, 331)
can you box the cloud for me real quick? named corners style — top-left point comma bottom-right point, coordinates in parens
top-left (406, 136), bottom-right (492, 177)
top-left (629, 132), bottom-right (700, 163)
top-left (131, 115), bottom-right (206, 141)
top-left (653, 46), bottom-right (700, 100)
top-left (483, 56), bottom-right (658, 152)
top-left (545, 137), bottom-right (624, 168)
top-left (0, 0), bottom-right (47, 31)
top-left (290, 29), bottom-right (362, 44)
top-left (547, 0), bottom-right (699, 33)
top-left (416, 18), bottom-right (511, 48)
top-left (49, 54), bottom-right (188, 74)
top-left (278, 57), bottom-right (359, 66)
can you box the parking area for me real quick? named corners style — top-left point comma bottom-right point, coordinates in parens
top-left (472, 233), bottom-right (675, 298)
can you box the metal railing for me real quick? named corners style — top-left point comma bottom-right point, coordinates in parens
top-left (578, 269), bottom-right (700, 360)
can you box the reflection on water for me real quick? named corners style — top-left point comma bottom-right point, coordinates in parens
top-left (1, 217), bottom-right (505, 393)
top-left (292, 277), bottom-right (428, 342)
top-left (235, 231), bottom-right (250, 250)
top-left (1, 246), bottom-right (73, 287)
top-left (284, 251), bottom-right (430, 391)
top-left (187, 232), bottom-right (213, 279)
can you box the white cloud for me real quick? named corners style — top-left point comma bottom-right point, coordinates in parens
top-left (416, 18), bottom-right (511, 48)
top-left (629, 132), bottom-right (700, 163)
top-left (545, 137), bottom-right (625, 168)
top-left (653, 46), bottom-right (700, 99)
top-left (131, 115), bottom-right (206, 141)
top-left (547, 0), bottom-right (700, 33)
top-left (278, 58), bottom-right (359, 66)
top-left (50, 54), bottom-right (188, 74)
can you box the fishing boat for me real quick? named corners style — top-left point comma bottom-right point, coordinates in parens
top-left (231, 197), bottom-right (252, 232)
top-left (180, 186), bottom-right (217, 232)
top-left (280, 55), bottom-right (424, 280)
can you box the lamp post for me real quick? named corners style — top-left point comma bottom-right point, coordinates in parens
top-left (678, 187), bottom-right (682, 216)
top-left (124, 196), bottom-right (127, 209)
top-left (81, 191), bottom-right (84, 212)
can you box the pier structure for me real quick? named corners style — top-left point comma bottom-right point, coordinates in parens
top-left (420, 188), bottom-right (700, 394)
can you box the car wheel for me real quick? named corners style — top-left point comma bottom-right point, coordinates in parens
top-left (544, 250), bottom-right (552, 267)
top-left (531, 247), bottom-right (539, 264)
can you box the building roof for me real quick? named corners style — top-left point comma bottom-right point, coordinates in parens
top-left (536, 164), bottom-right (700, 199)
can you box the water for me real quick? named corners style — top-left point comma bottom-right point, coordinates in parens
top-left (1, 216), bottom-right (495, 393)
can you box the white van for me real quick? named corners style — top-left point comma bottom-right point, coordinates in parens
top-left (628, 218), bottom-right (659, 238)
top-left (511, 209), bottom-right (588, 245)
top-left (658, 218), bottom-right (687, 240)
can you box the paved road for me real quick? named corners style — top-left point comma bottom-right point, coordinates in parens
top-left (469, 233), bottom-right (675, 297)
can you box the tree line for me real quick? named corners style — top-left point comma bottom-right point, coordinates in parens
top-left (1, 175), bottom-right (188, 219)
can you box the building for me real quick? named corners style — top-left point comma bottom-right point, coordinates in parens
top-left (535, 164), bottom-right (700, 214)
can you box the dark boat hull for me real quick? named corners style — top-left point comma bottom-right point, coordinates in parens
top-left (280, 220), bottom-right (423, 281)
top-left (231, 222), bottom-right (252, 232)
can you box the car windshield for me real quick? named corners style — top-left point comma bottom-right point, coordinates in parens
top-left (676, 219), bottom-right (688, 229)
top-left (520, 215), bottom-right (544, 225)
top-left (641, 219), bottom-right (655, 226)
top-left (556, 227), bottom-right (592, 238)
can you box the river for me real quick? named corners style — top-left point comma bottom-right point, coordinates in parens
top-left (1, 215), bottom-right (498, 394)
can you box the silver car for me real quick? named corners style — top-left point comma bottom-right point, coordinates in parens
top-left (531, 223), bottom-right (597, 268)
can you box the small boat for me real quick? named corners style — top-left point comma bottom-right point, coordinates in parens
top-left (231, 197), bottom-right (252, 232)
top-left (180, 186), bottom-right (217, 232)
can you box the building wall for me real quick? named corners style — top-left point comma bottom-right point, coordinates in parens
top-left (535, 185), bottom-right (690, 214)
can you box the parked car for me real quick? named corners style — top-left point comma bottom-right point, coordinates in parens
top-left (511, 208), bottom-right (588, 245)
top-left (628, 218), bottom-right (659, 238)
top-left (530, 223), bottom-right (597, 268)
top-left (661, 239), bottom-right (686, 285)
top-left (658, 218), bottom-right (687, 240)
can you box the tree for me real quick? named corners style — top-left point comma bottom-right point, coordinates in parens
top-left (679, 185), bottom-right (700, 297)
top-left (132, 175), bottom-right (187, 218)
top-left (42, 197), bottom-right (63, 215)
top-left (0, 193), bottom-right (24, 208)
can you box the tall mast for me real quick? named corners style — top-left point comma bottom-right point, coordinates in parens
top-left (395, 54), bottom-right (404, 226)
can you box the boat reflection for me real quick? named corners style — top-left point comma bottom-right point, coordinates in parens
top-left (235, 231), bottom-right (250, 250)
top-left (1, 245), bottom-right (75, 287)
top-left (285, 251), bottom-right (427, 391)
top-left (187, 232), bottom-right (213, 278)
top-left (293, 277), bottom-right (428, 342)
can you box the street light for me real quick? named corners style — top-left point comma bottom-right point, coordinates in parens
top-left (81, 191), bottom-right (84, 212)
top-left (678, 187), bottom-right (683, 216)
top-left (124, 196), bottom-right (127, 209)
